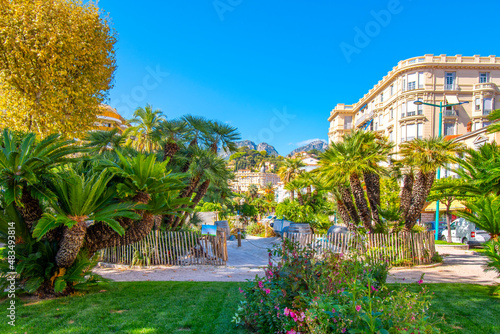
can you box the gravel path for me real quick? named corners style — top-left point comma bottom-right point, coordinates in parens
top-left (94, 239), bottom-right (500, 285)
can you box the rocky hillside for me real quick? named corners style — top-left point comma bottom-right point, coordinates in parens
top-left (288, 140), bottom-right (328, 156)
top-left (218, 140), bottom-right (280, 159)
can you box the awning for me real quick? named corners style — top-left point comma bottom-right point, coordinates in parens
top-left (445, 95), bottom-right (460, 104)
top-left (423, 200), bottom-right (466, 212)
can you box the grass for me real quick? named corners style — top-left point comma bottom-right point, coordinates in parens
top-left (405, 283), bottom-right (500, 334)
top-left (1, 282), bottom-right (499, 333)
top-left (435, 240), bottom-right (464, 245)
top-left (0, 281), bottom-right (246, 334)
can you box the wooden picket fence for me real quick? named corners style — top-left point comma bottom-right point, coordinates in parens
top-left (284, 231), bottom-right (436, 265)
top-left (99, 230), bottom-right (228, 266)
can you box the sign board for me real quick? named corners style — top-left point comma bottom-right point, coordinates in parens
top-left (201, 225), bottom-right (217, 236)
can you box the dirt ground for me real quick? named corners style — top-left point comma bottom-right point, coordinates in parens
top-left (93, 238), bottom-right (500, 285)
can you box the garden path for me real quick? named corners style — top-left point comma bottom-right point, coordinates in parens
top-left (94, 239), bottom-right (500, 285)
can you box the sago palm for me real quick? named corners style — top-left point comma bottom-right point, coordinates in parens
top-left (153, 119), bottom-right (189, 162)
top-left (458, 194), bottom-right (500, 241)
top-left (0, 129), bottom-right (81, 232)
top-left (83, 129), bottom-right (126, 154)
top-left (32, 169), bottom-right (140, 268)
top-left (205, 120), bottom-right (241, 154)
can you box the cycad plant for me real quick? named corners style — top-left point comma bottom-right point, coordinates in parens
top-left (33, 168), bottom-right (140, 268)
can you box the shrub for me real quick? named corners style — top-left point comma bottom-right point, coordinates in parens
top-left (234, 239), bottom-right (437, 333)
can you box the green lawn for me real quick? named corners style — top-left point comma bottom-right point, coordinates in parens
top-left (435, 240), bottom-right (464, 245)
top-left (406, 283), bottom-right (500, 334)
top-left (0, 282), bottom-right (246, 334)
top-left (0, 282), bottom-right (499, 333)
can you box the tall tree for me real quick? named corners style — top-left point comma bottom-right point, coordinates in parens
top-left (399, 137), bottom-right (464, 230)
top-left (205, 121), bottom-right (241, 154)
top-left (0, 0), bottom-right (116, 137)
top-left (153, 119), bottom-right (189, 162)
top-left (124, 104), bottom-right (165, 153)
top-left (278, 158), bottom-right (305, 201)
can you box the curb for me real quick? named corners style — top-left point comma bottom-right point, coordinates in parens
top-left (391, 262), bottom-right (443, 271)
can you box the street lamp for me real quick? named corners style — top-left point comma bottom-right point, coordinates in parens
top-left (413, 99), bottom-right (469, 240)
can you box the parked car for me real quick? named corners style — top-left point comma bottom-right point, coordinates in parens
top-left (440, 218), bottom-right (491, 245)
top-left (270, 218), bottom-right (293, 237)
top-left (423, 221), bottom-right (447, 235)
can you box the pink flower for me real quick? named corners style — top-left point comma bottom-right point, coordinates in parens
top-left (258, 281), bottom-right (263, 288)
top-left (332, 307), bottom-right (336, 313)
top-left (238, 287), bottom-right (244, 294)
top-left (260, 299), bottom-right (263, 303)
top-left (298, 312), bottom-right (305, 322)
top-left (290, 311), bottom-right (297, 321)
top-left (284, 307), bottom-right (290, 316)
top-left (355, 305), bottom-right (361, 312)
top-left (286, 330), bottom-right (297, 334)
top-left (265, 288), bottom-right (271, 295)
top-left (342, 329), bottom-right (346, 333)
top-left (418, 279), bottom-right (423, 285)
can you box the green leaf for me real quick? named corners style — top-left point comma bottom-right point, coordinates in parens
top-left (54, 277), bottom-right (67, 293)
top-left (32, 214), bottom-right (76, 241)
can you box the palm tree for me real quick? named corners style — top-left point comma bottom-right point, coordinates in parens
top-left (399, 137), bottom-right (464, 230)
top-left (183, 115), bottom-right (209, 148)
top-left (285, 179), bottom-right (305, 205)
top-left (248, 184), bottom-right (259, 200)
top-left (153, 119), bottom-right (189, 162)
top-left (84, 129), bottom-right (126, 154)
top-left (458, 194), bottom-right (500, 241)
top-left (278, 158), bottom-right (305, 201)
top-left (205, 121), bottom-right (241, 154)
top-left (124, 104), bottom-right (165, 153)
top-left (319, 130), bottom-right (390, 231)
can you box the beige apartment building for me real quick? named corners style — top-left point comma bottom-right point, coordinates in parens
top-left (230, 169), bottom-right (281, 193)
top-left (328, 54), bottom-right (500, 146)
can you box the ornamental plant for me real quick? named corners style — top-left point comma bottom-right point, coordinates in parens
top-left (234, 239), bottom-right (438, 333)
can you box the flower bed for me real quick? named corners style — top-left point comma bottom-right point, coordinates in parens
top-left (233, 239), bottom-right (437, 333)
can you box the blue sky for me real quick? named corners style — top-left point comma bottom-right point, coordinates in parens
top-left (98, 0), bottom-right (499, 156)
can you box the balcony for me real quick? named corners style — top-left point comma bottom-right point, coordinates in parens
top-left (443, 110), bottom-right (459, 117)
top-left (473, 82), bottom-right (498, 92)
top-left (354, 111), bottom-right (373, 127)
top-left (401, 110), bottom-right (424, 119)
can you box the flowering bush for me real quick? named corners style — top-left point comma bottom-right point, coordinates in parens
top-left (233, 239), bottom-right (438, 333)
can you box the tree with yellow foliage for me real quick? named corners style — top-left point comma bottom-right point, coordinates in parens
top-left (0, 0), bottom-right (116, 137)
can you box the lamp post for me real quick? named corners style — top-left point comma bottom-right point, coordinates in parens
top-left (414, 99), bottom-right (469, 240)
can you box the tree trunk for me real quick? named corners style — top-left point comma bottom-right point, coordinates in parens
top-left (174, 180), bottom-right (211, 230)
top-left (297, 191), bottom-right (304, 206)
top-left (339, 185), bottom-right (360, 224)
top-left (289, 190), bottom-right (295, 202)
top-left (306, 186), bottom-right (312, 200)
top-left (349, 173), bottom-right (373, 231)
top-left (17, 188), bottom-right (43, 233)
top-left (399, 173), bottom-right (414, 218)
top-left (363, 172), bottom-right (381, 227)
top-left (56, 221), bottom-right (87, 268)
top-left (446, 207), bottom-right (452, 243)
top-left (405, 170), bottom-right (436, 230)
top-left (336, 200), bottom-right (352, 226)
top-left (163, 141), bottom-right (179, 162)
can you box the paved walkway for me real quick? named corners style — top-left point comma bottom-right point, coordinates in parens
top-left (94, 238), bottom-right (500, 285)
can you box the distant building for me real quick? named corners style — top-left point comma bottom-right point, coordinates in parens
top-left (291, 152), bottom-right (320, 172)
top-left (229, 167), bottom-right (281, 192)
top-left (95, 105), bottom-right (129, 133)
top-left (328, 54), bottom-right (500, 148)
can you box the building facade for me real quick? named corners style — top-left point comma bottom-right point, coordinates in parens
top-left (328, 54), bottom-right (500, 147)
top-left (95, 105), bottom-right (129, 133)
top-left (230, 169), bottom-right (281, 193)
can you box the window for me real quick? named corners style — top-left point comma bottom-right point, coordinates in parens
top-left (407, 123), bottom-right (416, 141)
top-left (374, 122), bottom-right (378, 131)
top-left (483, 97), bottom-right (493, 115)
top-left (416, 99), bottom-right (423, 115)
top-left (390, 84), bottom-right (394, 96)
top-left (479, 72), bottom-right (490, 83)
top-left (401, 125), bottom-right (406, 141)
top-left (444, 123), bottom-right (455, 136)
top-left (389, 131), bottom-right (393, 142)
top-left (406, 100), bottom-right (417, 117)
top-left (401, 102), bottom-right (406, 118)
top-left (418, 72), bottom-right (424, 89)
top-left (390, 108), bottom-right (394, 119)
top-left (380, 93), bottom-right (384, 103)
top-left (402, 78), bottom-right (406, 92)
top-left (445, 72), bottom-right (456, 90)
top-left (483, 121), bottom-right (491, 128)
top-left (344, 116), bottom-right (352, 129)
top-left (475, 98), bottom-right (481, 111)
top-left (407, 73), bottom-right (416, 91)
top-left (417, 123), bottom-right (423, 139)
top-left (379, 114), bottom-right (383, 126)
